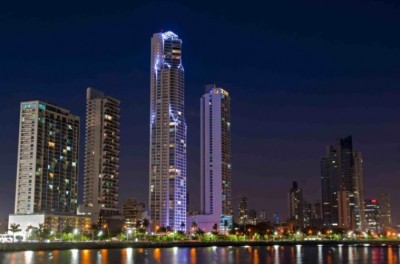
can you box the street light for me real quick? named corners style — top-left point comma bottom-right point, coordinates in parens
top-left (127, 229), bottom-right (132, 241)
top-left (103, 224), bottom-right (110, 237)
top-left (73, 228), bottom-right (79, 241)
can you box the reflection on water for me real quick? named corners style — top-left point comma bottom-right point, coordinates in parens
top-left (1, 245), bottom-right (400, 264)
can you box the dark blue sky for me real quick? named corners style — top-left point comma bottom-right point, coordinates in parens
top-left (1, 0), bottom-right (400, 223)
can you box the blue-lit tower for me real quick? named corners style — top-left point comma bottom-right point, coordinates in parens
top-left (149, 31), bottom-right (186, 231)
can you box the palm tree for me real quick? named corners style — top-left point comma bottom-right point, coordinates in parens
top-left (142, 218), bottom-right (150, 233)
top-left (135, 220), bottom-right (142, 230)
top-left (25, 225), bottom-right (35, 240)
top-left (223, 220), bottom-right (229, 234)
top-left (9, 223), bottom-right (21, 242)
top-left (37, 223), bottom-right (50, 241)
top-left (180, 221), bottom-right (185, 231)
top-left (212, 223), bottom-right (218, 234)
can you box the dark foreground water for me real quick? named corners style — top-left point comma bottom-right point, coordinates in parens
top-left (1, 245), bottom-right (399, 264)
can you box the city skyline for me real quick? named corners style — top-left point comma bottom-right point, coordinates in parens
top-left (1, 1), bottom-right (400, 225)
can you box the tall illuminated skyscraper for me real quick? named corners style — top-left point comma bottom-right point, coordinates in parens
top-left (149, 31), bottom-right (186, 231)
top-left (321, 136), bottom-right (365, 230)
top-left (200, 85), bottom-right (232, 218)
top-left (288, 181), bottom-right (304, 228)
top-left (14, 101), bottom-right (80, 215)
top-left (82, 88), bottom-right (120, 221)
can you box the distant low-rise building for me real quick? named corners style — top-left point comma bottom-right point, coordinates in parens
top-left (258, 211), bottom-right (267, 223)
top-left (122, 197), bottom-right (146, 226)
top-left (8, 213), bottom-right (91, 240)
top-left (364, 199), bottom-right (380, 232)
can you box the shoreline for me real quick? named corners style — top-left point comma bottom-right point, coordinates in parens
top-left (1, 240), bottom-right (400, 253)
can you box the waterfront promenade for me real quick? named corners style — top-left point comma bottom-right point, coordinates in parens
top-left (1, 240), bottom-right (400, 253)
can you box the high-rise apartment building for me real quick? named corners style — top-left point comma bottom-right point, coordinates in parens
top-left (353, 151), bottom-right (366, 230)
top-left (238, 194), bottom-right (248, 225)
top-left (303, 202), bottom-right (312, 227)
top-left (149, 31), bottom-right (187, 231)
top-left (14, 101), bottom-right (79, 215)
top-left (320, 136), bottom-right (365, 230)
top-left (82, 88), bottom-right (120, 220)
top-left (288, 181), bottom-right (304, 228)
top-left (186, 85), bottom-right (233, 233)
top-left (200, 85), bottom-right (232, 217)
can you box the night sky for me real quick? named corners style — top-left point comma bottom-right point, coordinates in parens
top-left (1, 1), bottom-right (400, 223)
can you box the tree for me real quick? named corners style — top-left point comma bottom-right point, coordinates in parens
top-left (62, 225), bottom-right (74, 241)
top-left (9, 223), bottom-right (21, 242)
top-left (191, 222), bottom-right (198, 233)
top-left (135, 220), bottom-right (142, 230)
top-left (142, 218), bottom-right (150, 233)
top-left (180, 221), bottom-right (185, 231)
top-left (223, 220), bottom-right (229, 233)
top-left (212, 223), bottom-right (218, 234)
top-left (195, 228), bottom-right (205, 235)
top-left (25, 225), bottom-right (36, 240)
top-left (90, 224), bottom-right (99, 241)
top-left (37, 223), bottom-right (50, 241)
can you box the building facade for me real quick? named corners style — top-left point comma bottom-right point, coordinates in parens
top-left (14, 101), bottom-right (79, 215)
top-left (82, 88), bottom-right (120, 221)
top-left (337, 190), bottom-right (352, 229)
top-left (149, 31), bottom-right (187, 231)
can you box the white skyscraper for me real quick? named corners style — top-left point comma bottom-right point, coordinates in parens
top-left (82, 88), bottom-right (120, 221)
top-left (14, 101), bottom-right (80, 215)
top-left (149, 31), bottom-right (187, 231)
top-left (197, 84), bottom-right (232, 231)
